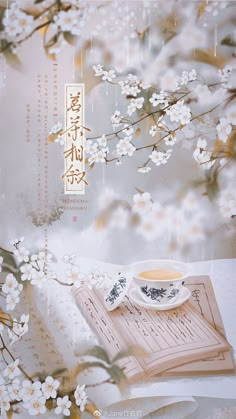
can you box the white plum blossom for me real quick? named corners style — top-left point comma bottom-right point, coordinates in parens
top-left (55, 396), bottom-right (71, 416)
top-left (65, 265), bottom-right (84, 287)
top-left (93, 64), bottom-right (104, 76)
top-left (119, 74), bottom-right (141, 97)
top-left (102, 69), bottom-right (116, 82)
top-left (132, 192), bottom-right (152, 214)
top-left (166, 100), bottom-right (191, 125)
top-left (111, 110), bottom-right (122, 128)
top-left (149, 125), bottom-right (158, 137)
top-left (138, 166), bottom-right (151, 174)
top-left (0, 384), bottom-right (7, 402)
top-left (74, 384), bottom-right (88, 412)
top-left (149, 149), bottom-right (172, 166)
top-left (63, 254), bottom-right (77, 264)
top-left (86, 140), bottom-right (98, 155)
top-left (2, 273), bottom-right (17, 294)
top-left (6, 289), bottom-right (21, 311)
top-left (127, 97), bottom-right (144, 115)
top-left (216, 118), bottom-right (232, 143)
top-left (97, 134), bottom-right (107, 147)
top-left (8, 314), bottom-right (29, 344)
top-left (8, 379), bottom-right (21, 401)
top-left (20, 264), bottom-right (34, 281)
top-left (116, 138), bottom-right (136, 157)
top-left (3, 359), bottom-right (21, 380)
top-left (164, 133), bottom-right (176, 146)
top-left (193, 138), bottom-right (214, 170)
top-left (49, 121), bottom-right (63, 135)
top-left (0, 397), bottom-right (10, 413)
top-left (149, 91), bottom-right (169, 107)
top-left (122, 124), bottom-right (134, 136)
top-left (9, 237), bottom-right (24, 246)
top-left (54, 9), bottom-right (79, 33)
top-left (177, 69), bottom-right (197, 85)
top-left (19, 381), bottom-right (42, 403)
top-left (31, 270), bottom-right (48, 287)
top-left (7, 378), bottom-right (21, 401)
top-left (13, 246), bottom-right (29, 263)
top-left (42, 376), bottom-right (60, 399)
top-left (88, 149), bottom-right (108, 165)
top-left (218, 65), bottom-right (233, 86)
top-left (3, 6), bottom-right (34, 37)
top-left (87, 269), bottom-right (110, 289)
top-left (26, 396), bottom-right (46, 416)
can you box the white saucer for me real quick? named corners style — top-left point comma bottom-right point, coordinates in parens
top-left (129, 286), bottom-right (191, 311)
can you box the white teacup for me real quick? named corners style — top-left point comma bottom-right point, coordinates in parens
top-left (132, 259), bottom-right (189, 305)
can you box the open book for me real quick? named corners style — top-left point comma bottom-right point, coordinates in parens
top-left (73, 276), bottom-right (235, 383)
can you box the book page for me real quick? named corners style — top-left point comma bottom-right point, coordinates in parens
top-left (163, 276), bottom-right (235, 376)
top-left (73, 285), bottom-right (231, 382)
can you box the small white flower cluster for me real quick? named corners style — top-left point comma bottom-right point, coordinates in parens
top-left (0, 370), bottom-right (87, 416)
top-left (216, 117), bottom-right (234, 143)
top-left (11, 237), bottom-right (29, 263)
top-left (205, 1), bottom-right (228, 17)
top-left (116, 136), bottom-right (136, 157)
top-left (3, 4), bottom-right (34, 38)
top-left (111, 110), bottom-right (123, 129)
top-left (8, 314), bottom-right (29, 344)
top-left (131, 192), bottom-right (205, 245)
top-left (119, 74), bottom-right (141, 97)
top-left (53, 9), bottom-right (82, 36)
top-left (9, 237), bottom-right (56, 288)
top-left (93, 64), bottom-right (116, 82)
top-left (218, 189), bottom-right (236, 219)
top-left (149, 149), bottom-right (172, 166)
top-left (49, 122), bottom-right (65, 145)
top-left (2, 273), bottom-right (23, 311)
top-left (63, 253), bottom-right (110, 289)
top-left (63, 253), bottom-right (84, 287)
top-left (166, 100), bottom-right (192, 125)
top-left (176, 69), bottom-right (197, 86)
top-left (127, 97), bottom-right (144, 116)
top-left (86, 134), bottom-right (109, 165)
top-left (193, 138), bottom-right (215, 170)
top-left (149, 91), bottom-right (169, 108)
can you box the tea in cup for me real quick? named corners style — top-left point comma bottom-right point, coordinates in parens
top-left (132, 259), bottom-right (189, 305)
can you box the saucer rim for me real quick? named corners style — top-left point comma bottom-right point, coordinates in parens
top-left (129, 286), bottom-right (191, 310)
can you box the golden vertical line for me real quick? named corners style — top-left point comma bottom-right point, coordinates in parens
top-left (91, 87), bottom-right (94, 113)
top-left (80, 49), bottom-right (83, 79)
top-left (214, 24), bottom-right (218, 57)
top-left (72, 46), bottom-right (75, 81)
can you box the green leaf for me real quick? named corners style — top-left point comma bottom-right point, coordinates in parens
top-left (112, 346), bottom-right (147, 363)
top-left (52, 367), bottom-right (68, 377)
top-left (3, 48), bottom-right (21, 70)
top-left (70, 361), bottom-right (108, 382)
top-left (63, 31), bottom-right (78, 46)
top-left (106, 365), bottom-right (128, 391)
top-left (0, 249), bottom-right (17, 269)
top-left (79, 346), bottom-right (111, 364)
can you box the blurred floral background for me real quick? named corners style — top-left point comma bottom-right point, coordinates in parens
top-left (0, 0), bottom-right (236, 263)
